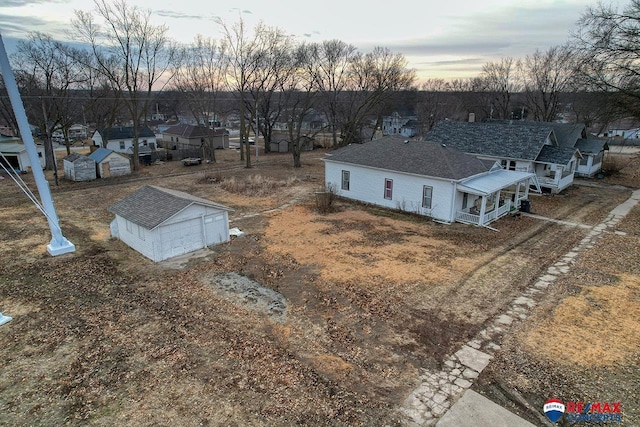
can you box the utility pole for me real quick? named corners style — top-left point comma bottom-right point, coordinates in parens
top-left (0, 33), bottom-right (75, 256)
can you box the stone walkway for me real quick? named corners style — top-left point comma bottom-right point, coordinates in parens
top-left (400, 189), bottom-right (640, 426)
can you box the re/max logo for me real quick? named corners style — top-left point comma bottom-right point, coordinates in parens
top-left (565, 402), bottom-right (622, 414)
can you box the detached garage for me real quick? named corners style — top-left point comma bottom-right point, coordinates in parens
top-left (108, 185), bottom-right (233, 262)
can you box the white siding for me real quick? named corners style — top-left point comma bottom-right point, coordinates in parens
top-left (113, 204), bottom-right (230, 262)
top-left (99, 152), bottom-right (131, 177)
top-left (325, 160), bottom-right (457, 222)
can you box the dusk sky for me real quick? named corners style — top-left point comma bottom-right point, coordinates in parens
top-left (0, 0), bottom-right (627, 82)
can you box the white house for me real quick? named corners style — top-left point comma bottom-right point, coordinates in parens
top-left (324, 136), bottom-right (539, 227)
top-left (108, 185), bottom-right (233, 262)
top-left (92, 126), bottom-right (157, 154)
top-left (427, 120), bottom-right (583, 193)
top-left (0, 135), bottom-right (46, 172)
top-left (88, 147), bottom-right (131, 178)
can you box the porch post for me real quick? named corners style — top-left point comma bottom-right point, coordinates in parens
top-left (524, 179), bottom-right (530, 199)
top-left (515, 182), bottom-right (520, 205)
top-left (478, 196), bottom-right (488, 226)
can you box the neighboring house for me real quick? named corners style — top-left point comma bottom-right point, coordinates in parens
top-left (487, 120), bottom-right (608, 178)
top-left (382, 112), bottom-right (419, 137)
top-left (162, 124), bottom-right (229, 150)
top-left (108, 185), bottom-right (233, 262)
top-left (68, 124), bottom-right (88, 140)
top-left (269, 137), bottom-right (314, 153)
top-left (600, 120), bottom-right (640, 139)
top-left (63, 153), bottom-right (96, 181)
top-left (88, 147), bottom-right (131, 178)
top-left (324, 136), bottom-right (538, 227)
top-left (0, 135), bottom-right (46, 172)
top-left (92, 126), bottom-right (157, 154)
top-left (427, 120), bottom-right (582, 193)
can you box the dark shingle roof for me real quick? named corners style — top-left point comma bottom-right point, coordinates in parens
top-left (576, 138), bottom-right (607, 155)
top-left (63, 153), bottom-right (93, 163)
top-left (325, 136), bottom-right (490, 180)
top-left (164, 124), bottom-right (227, 138)
top-left (108, 185), bottom-right (232, 230)
top-left (427, 120), bottom-right (553, 160)
top-left (536, 145), bottom-right (579, 165)
top-left (99, 126), bottom-right (155, 140)
top-left (486, 120), bottom-right (591, 149)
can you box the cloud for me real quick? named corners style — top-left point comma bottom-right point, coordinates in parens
top-left (0, 14), bottom-right (54, 37)
top-left (155, 10), bottom-right (208, 20)
top-left (0, 0), bottom-right (63, 7)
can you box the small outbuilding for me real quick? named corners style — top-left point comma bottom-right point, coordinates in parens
top-left (88, 147), bottom-right (131, 178)
top-left (63, 153), bottom-right (96, 181)
top-left (108, 185), bottom-right (233, 262)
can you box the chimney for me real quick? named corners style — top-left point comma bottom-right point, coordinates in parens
top-left (468, 113), bottom-right (475, 123)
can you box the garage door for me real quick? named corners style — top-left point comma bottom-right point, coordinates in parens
top-left (158, 217), bottom-right (204, 260)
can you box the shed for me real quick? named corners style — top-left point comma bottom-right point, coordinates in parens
top-left (63, 153), bottom-right (96, 181)
top-left (88, 147), bottom-right (131, 178)
top-left (108, 185), bottom-right (233, 262)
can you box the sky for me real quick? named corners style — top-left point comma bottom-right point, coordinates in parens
top-left (0, 0), bottom-right (627, 83)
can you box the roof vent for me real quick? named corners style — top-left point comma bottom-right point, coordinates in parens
top-left (441, 143), bottom-right (446, 147)
top-left (404, 140), bottom-right (409, 144)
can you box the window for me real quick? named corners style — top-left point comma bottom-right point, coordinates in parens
top-left (422, 186), bottom-right (433, 209)
top-left (119, 141), bottom-right (125, 150)
top-left (125, 220), bottom-right (132, 233)
top-left (137, 225), bottom-right (145, 241)
top-left (341, 170), bottom-right (350, 191)
top-left (462, 192), bottom-right (468, 209)
top-left (384, 179), bottom-right (393, 200)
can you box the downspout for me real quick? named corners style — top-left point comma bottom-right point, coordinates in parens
top-left (450, 181), bottom-right (457, 223)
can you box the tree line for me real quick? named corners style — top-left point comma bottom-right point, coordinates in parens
top-left (1, 0), bottom-right (638, 171)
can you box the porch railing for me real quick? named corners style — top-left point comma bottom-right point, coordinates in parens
top-left (456, 200), bottom-right (512, 226)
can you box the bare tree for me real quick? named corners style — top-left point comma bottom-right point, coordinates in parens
top-left (481, 57), bottom-right (520, 120)
top-left (73, 0), bottom-right (178, 171)
top-left (13, 32), bottom-right (87, 180)
top-left (218, 18), bottom-right (265, 167)
top-left (415, 78), bottom-right (453, 134)
top-left (340, 47), bottom-right (416, 145)
top-left (280, 43), bottom-right (321, 167)
top-left (173, 35), bottom-right (227, 162)
top-left (309, 40), bottom-right (356, 147)
top-left (519, 46), bottom-right (576, 122)
top-left (572, 0), bottom-right (640, 119)
top-left (246, 26), bottom-right (296, 154)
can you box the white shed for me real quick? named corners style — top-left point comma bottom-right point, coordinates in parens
top-left (88, 147), bottom-right (131, 178)
top-left (63, 153), bottom-right (96, 181)
top-left (108, 185), bottom-right (233, 262)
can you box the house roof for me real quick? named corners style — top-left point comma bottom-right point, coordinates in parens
top-left (427, 120), bottom-right (554, 161)
top-left (487, 120), bottom-right (588, 148)
top-left (88, 147), bottom-right (116, 163)
top-left (535, 145), bottom-right (579, 165)
top-left (459, 169), bottom-right (538, 196)
top-left (108, 185), bottom-right (232, 230)
top-left (98, 126), bottom-right (155, 140)
top-left (576, 138), bottom-right (608, 155)
top-left (324, 136), bottom-right (491, 180)
top-left (0, 142), bottom-right (26, 153)
top-left (164, 124), bottom-right (228, 138)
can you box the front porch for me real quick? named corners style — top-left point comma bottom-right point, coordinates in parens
top-left (454, 169), bottom-right (539, 227)
top-left (456, 198), bottom-right (513, 226)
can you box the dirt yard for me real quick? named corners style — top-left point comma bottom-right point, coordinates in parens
top-left (0, 148), bottom-right (638, 426)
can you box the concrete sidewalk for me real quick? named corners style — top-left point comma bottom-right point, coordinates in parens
top-left (436, 390), bottom-right (537, 427)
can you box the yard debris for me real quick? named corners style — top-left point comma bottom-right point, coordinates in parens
top-left (229, 227), bottom-right (245, 237)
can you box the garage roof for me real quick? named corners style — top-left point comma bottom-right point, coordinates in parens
top-left (108, 185), bottom-right (232, 230)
